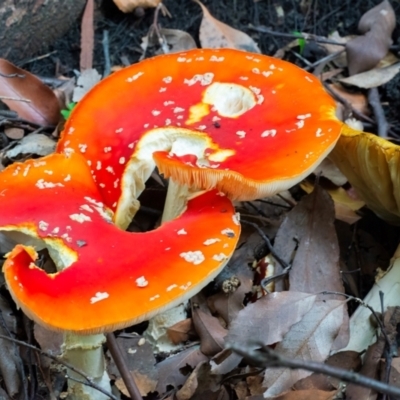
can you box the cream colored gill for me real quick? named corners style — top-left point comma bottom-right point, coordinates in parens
top-left (116, 127), bottom-right (235, 228)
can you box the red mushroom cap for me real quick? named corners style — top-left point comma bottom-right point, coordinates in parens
top-left (0, 153), bottom-right (240, 334)
top-left (58, 48), bottom-right (342, 228)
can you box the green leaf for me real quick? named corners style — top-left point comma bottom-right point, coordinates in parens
top-left (293, 31), bottom-right (306, 54)
top-left (61, 102), bottom-right (76, 120)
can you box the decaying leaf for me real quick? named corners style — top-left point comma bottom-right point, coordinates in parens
top-left (263, 300), bottom-right (346, 397)
top-left (156, 346), bottom-right (208, 394)
top-left (167, 318), bottom-right (196, 345)
top-left (346, 0), bottom-right (396, 75)
top-left (192, 305), bottom-right (227, 357)
top-left (294, 351), bottom-right (361, 392)
top-left (208, 268), bottom-right (254, 326)
top-left (271, 389), bottom-right (339, 400)
top-left (141, 28), bottom-right (197, 54)
top-left (5, 133), bottom-right (56, 159)
top-left (113, 0), bottom-right (161, 13)
top-left (0, 59), bottom-right (60, 126)
top-left (327, 83), bottom-right (370, 116)
top-left (273, 186), bottom-right (345, 299)
top-left (72, 69), bottom-right (102, 102)
top-left (107, 335), bottom-right (158, 397)
top-left (339, 245), bottom-right (400, 354)
top-left (0, 296), bottom-right (22, 397)
top-left (176, 362), bottom-right (221, 400)
top-left (339, 62), bottom-right (400, 88)
top-left (312, 158), bottom-right (348, 186)
top-left (329, 125), bottom-right (400, 224)
top-left (301, 181), bottom-right (364, 225)
top-left (195, 0), bottom-right (260, 53)
top-left (213, 292), bottom-right (316, 374)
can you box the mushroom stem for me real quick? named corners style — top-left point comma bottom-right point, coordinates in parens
top-left (162, 179), bottom-right (200, 222)
top-left (62, 333), bottom-right (111, 400)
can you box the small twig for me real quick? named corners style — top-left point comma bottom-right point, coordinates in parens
top-left (240, 213), bottom-right (274, 224)
top-left (248, 25), bottom-right (346, 46)
top-left (152, 3), bottom-right (169, 54)
top-left (0, 333), bottom-right (118, 400)
top-left (227, 344), bottom-right (400, 398)
top-left (256, 199), bottom-right (291, 209)
top-left (102, 30), bottom-right (111, 77)
top-left (240, 220), bottom-right (292, 291)
top-left (368, 87), bottom-right (389, 138)
top-left (0, 96), bottom-right (31, 103)
top-left (323, 82), bottom-right (375, 124)
top-left (320, 290), bottom-right (391, 348)
top-left (245, 201), bottom-right (270, 219)
top-left (277, 193), bottom-right (296, 208)
top-left (0, 72), bottom-right (25, 78)
top-left (106, 333), bottom-right (143, 400)
top-left (306, 49), bottom-right (345, 73)
top-left (18, 51), bottom-right (57, 66)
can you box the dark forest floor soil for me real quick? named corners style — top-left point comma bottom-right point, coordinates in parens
top-left (22, 0), bottom-right (400, 133)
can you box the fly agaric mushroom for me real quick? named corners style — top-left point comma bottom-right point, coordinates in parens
top-left (329, 124), bottom-right (400, 224)
top-left (0, 152), bottom-right (240, 333)
top-left (58, 48), bottom-right (343, 228)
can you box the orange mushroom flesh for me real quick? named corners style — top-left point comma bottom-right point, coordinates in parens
top-left (58, 48), bottom-right (343, 228)
top-left (0, 153), bottom-right (240, 334)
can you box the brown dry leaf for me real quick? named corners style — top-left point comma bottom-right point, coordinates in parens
top-left (345, 337), bottom-right (386, 399)
top-left (176, 362), bottom-right (221, 400)
top-left (294, 351), bottom-right (361, 391)
top-left (141, 28), bottom-right (197, 55)
top-left (0, 296), bottom-right (22, 397)
top-left (160, 29), bottom-right (197, 53)
top-left (208, 268), bottom-right (254, 326)
top-left (327, 83), bottom-right (369, 116)
top-left (115, 371), bottom-right (157, 397)
top-left (192, 305), bottom-right (227, 356)
top-left (213, 292), bottom-right (316, 375)
top-left (80, 0), bottom-right (94, 71)
top-left (263, 300), bottom-right (346, 397)
top-left (106, 335), bottom-right (157, 396)
top-left (34, 324), bottom-right (63, 369)
top-left (5, 133), bottom-right (56, 159)
top-left (339, 62), bottom-right (400, 88)
top-left (312, 158), bottom-right (348, 186)
top-left (300, 181), bottom-right (364, 225)
top-left (195, 0), bottom-right (260, 53)
top-left (0, 59), bottom-right (60, 126)
top-left (113, 0), bottom-right (161, 12)
top-left (346, 0), bottom-right (396, 75)
top-left (273, 185), bottom-right (345, 299)
top-left (384, 358), bottom-right (400, 388)
top-left (271, 389), bottom-right (338, 400)
top-left (319, 31), bottom-right (351, 68)
top-left (156, 346), bottom-right (208, 394)
top-left (166, 318), bottom-right (195, 345)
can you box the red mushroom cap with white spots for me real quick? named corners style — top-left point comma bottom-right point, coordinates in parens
top-left (0, 153), bottom-right (240, 334)
top-left (58, 48), bottom-right (342, 228)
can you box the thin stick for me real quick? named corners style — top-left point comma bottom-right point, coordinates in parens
top-left (102, 30), bottom-right (111, 77)
top-left (0, 96), bottom-right (30, 103)
top-left (228, 344), bottom-right (400, 398)
top-left (106, 333), bottom-right (143, 400)
top-left (368, 87), bottom-right (389, 138)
